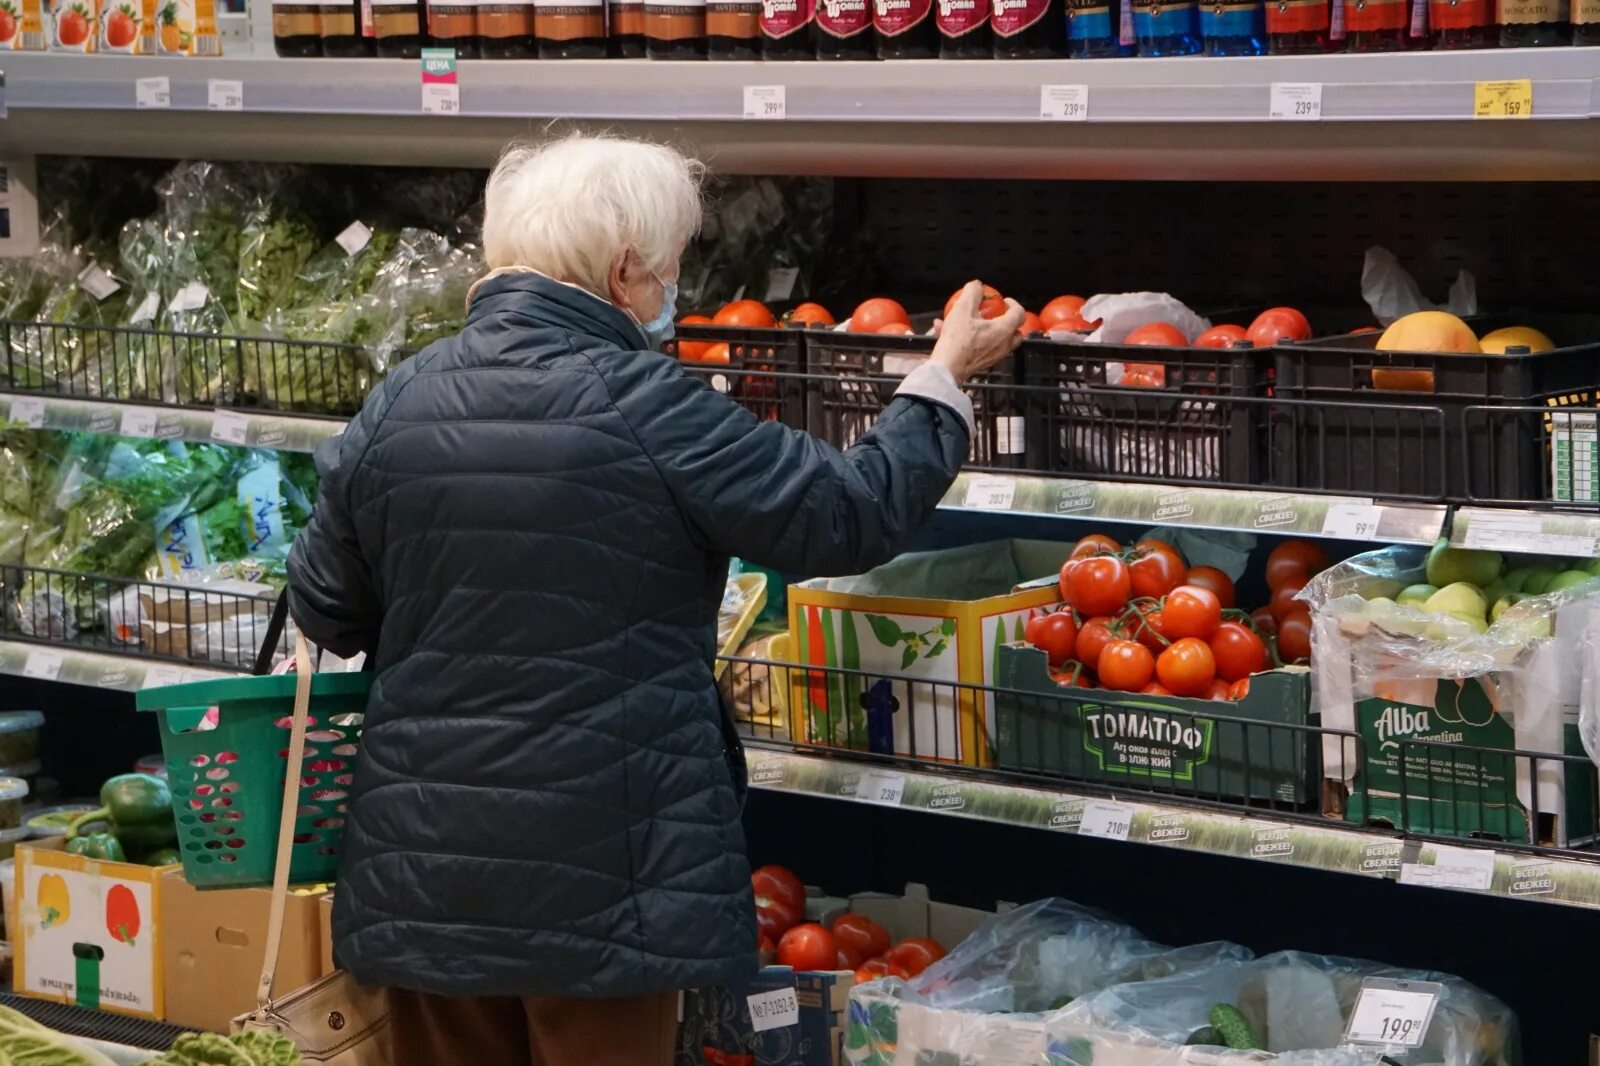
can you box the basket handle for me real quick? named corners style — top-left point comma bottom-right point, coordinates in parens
top-left (256, 629), bottom-right (314, 1012)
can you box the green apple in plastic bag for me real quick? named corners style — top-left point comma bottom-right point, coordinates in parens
top-left (1424, 538), bottom-right (1501, 589)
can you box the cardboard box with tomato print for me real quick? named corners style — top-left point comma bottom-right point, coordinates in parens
top-left (787, 540), bottom-right (1071, 766)
top-left (15, 842), bottom-right (167, 1020)
top-left (47, 0), bottom-right (96, 50)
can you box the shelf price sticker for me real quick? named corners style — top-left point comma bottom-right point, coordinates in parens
top-left (1398, 843), bottom-right (1496, 892)
top-left (142, 664), bottom-right (185, 689)
top-left (856, 768), bottom-right (907, 807)
top-left (22, 649), bottom-right (64, 681)
top-left (1076, 800), bottom-right (1135, 841)
top-left (120, 406), bottom-right (160, 439)
top-left (135, 76), bottom-right (171, 110)
top-left (207, 79), bottom-right (244, 112)
top-left (211, 410), bottom-right (251, 446)
top-left (1460, 510), bottom-right (1598, 558)
top-left (963, 476), bottom-right (1016, 511)
top-left (1474, 79), bottom-right (1532, 119)
top-left (1040, 84), bottom-right (1090, 122)
top-left (1269, 82), bottom-right (1322, 121)
top-left (1343, 978), bottom-right (1442, 1049)
top-left (421, 49), bottom-right (461, 115)
top-left (747, 986), bottom-right (800, 1033)
top-left (743, 85), bottom-right (786, 120)
top-left (1320, 501), bottom-right (1382, 540)
top-left (7, 397), bottom-right (46, 429)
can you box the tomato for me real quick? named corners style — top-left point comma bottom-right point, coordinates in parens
top-left (699, 343), bottom-right (731, 365)
top-left (1050, 664), bottom-right (1093, 688)
top-left (887, 937), bottom-right (946, 978)
top-left (1266, 540), bottom-right (1329, 586)
top-left (1063, 556), bottom-right (1131, 617)
top-left (787, 302), bottom-right (836, 327)
top-left (836, 944), bottom-right (866, 970)
top-left (1209, 622), bottom-right (1267, 682)
top-left (1135, 537), bottom-right (1183, 562)
top-left (1140, 681), bottom-right (1172, 696)
top-left (854, 958), bottom-right (891, 985)
top-left (1124, 322), bottom-right (1187, 347)
top-left (1184, 565), bottom-right (1236, 608)
top-left (1130, 607), bottom-right (1167, 652)
top-left (1250, 607), bottom-right (1278, 638)
top-left (675, 314), bottom-right (715, 361)
top-left (1097, 640), bottom-right (1155, 692)
top-left (777, 923), bottom-right (838, 972)
top-left (1194, 324), bottom-right (1248, 349)
top-left (1161, 585), bottom-right (1222, 641)
top-left (1129, 547), bottom-right (1187, 600)
top-left (1269, 579), bottom-right (1308, 623)
top-left (944, 285), bottom-right (1007, 321)
top-left (715, 299), bottom-right (777, 329)
top-left (759, 934), bottom-right (776, 965)
top-left (851, 297), bottom-right (911, 333)
top-left (1276, 609), bottom-right (1313, 663)
top-left (1156, 637), bottom-right (1216, 697)
top-left (877, 322), bottom-right (915, 336)
top-left (1071, 533), bottom-right (1121, 559)
top-left (756, 898), bottom-right (802, 943)
top-left (1246, 307), bottom-right (1312, 347)
top-left (1373, 368), bottom-right (1437, 392)
top-left (1032, 612), bottom-right (1080, 667)
top-left (1228, 677), bottom-right (1251, 701)
top-left (1122, 370), bottom-right (1162, 388)
top-left (832, 913), bottom-right (891, 960)
top-left (1350, 326), bottom-right (1379, 335)
top-left (1075, 617), bottom-right (1118, 668)
top-left (1024, 612), bottom-right (1048, 647)
top-left (1019, 311), bottom-right (1044, 337)
top-left (1039, 295), bottom-right (1094, 332)
top-left (752, 865), bottom-right (805, 913)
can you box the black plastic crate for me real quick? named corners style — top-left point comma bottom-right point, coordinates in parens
top-left (668, 322), bottom-right (807, 427)
top-left (802, 326), bottom-right (1027, 469)
top-left (1464, 403), bottom-right (1600, 508)
top-left (1273, 314), bottom-right (1600, 504)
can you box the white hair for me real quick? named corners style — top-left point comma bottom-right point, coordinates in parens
top-left (482, 133), bottom-right (705, 297)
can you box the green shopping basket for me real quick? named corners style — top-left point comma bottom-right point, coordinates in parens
top-left (134, 593), bottom-right (370, 889)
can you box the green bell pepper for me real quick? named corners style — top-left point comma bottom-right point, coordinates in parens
top-left (138, 847), bottom-right (183, 867)
top-left (66, 773), bottom-right (178, 853)
top-left (64, 833), bottom-right (127, 862)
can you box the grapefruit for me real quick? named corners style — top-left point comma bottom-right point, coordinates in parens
top-left (1373, 311), bottom-right (1479, 391)
top-left (1478, 326), bottom-right (1555, 354)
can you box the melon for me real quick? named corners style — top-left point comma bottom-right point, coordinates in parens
top-left (1478, 325), bottom-right (1556, 354)
top-left (1377, 311), bottom-right (1481, 354)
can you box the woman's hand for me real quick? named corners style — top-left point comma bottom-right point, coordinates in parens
top-left (930, 280), bottom-right (1026, 385)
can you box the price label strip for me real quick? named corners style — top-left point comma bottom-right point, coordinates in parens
top-left (1343, 978), bottom-right (1443, 1049)
top-left (1269, 82), bottom-right (1323, 121)
top-left (1474, 79), bottom-right (1532, 119)
top-left (1320, 501), bottom-right (1382, 540)
top-left (1040, 84), bottom-right (1090, 122)
top-left (963, 476), bottom-right (1016, 511)
top-left (142, 664), bottom-right (185, 689)
top-left (855, 768), bottom-right (907, 807)
top-left (1460, 510), bottom-right (1599, 558)
top-left (743, 85), bottom-right (786, 120)
top-left (1077, 799), bottom-right (1135, 841)
top-left (746, 986), bottom-right (800, 1034)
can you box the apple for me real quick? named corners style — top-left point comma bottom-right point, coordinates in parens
top-left (1502, 567), bottom-right (1537, 592)
top-left (1396, 584), bottom-right (1437, 609)
top-left (1490, 593), bottom-right (1527, 623)
top-left (1423, 582), bottom-right (1487, 621)
top-left (1522, 568), bottom-right (1559, 595)
top-left (1424, 539), bottom-right (1502, 589)
top-left (1544, 570), bottom-right (1596, 593)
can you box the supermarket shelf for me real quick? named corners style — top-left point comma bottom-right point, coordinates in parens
top-left (941, 471), bottom-right (1449, 543)
top-left (1450, 506), bottom-right (1600, 557)
top-left (0, 640), bottom-right (233, 692)
top-left (745, 745), bottom-right (1600, 910)
top-left (7, 52), bottom-right (1600, 178)
top-left (1, 392), bottom-right (344, 452)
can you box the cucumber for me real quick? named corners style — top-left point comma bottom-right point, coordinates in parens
top-left (1208, 1003), bottom-right (1261, 1051)
top-left (1185, 1026), bottom-right (1221, 1046)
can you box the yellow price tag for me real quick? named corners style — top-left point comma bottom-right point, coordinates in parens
top-left (1474, 79), bottom-right (1533, 119)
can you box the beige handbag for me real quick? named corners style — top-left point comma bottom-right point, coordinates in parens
top-left (231, 633), bottom-right (392, 1063)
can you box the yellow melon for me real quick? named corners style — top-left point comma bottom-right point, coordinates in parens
top-left (1478, 326), bottom-right (1555, 354)
top-left (1377, 311), bottom-right (1481, 354)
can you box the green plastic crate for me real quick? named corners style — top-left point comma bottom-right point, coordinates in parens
top-left (136, 671), bottom-right (370, 889)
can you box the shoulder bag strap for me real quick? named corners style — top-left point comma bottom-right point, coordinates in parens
top-left (256, 630), bottom-right (314, 1012)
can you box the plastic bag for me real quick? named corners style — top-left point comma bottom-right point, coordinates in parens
top-left (679, 176), bottom-right (834, 309)
top-left (1049, 950), bottom-right (1519, 1065)
top-left (1360, 246), bottom-right (1477, 326)
top-left (845, 898), bottom-right (1250, 1066)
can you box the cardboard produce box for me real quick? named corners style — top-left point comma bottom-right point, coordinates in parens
top-left (15, 842), bottom-right (168, 1020)
top-left (319, 892), bottom-right (336, 977)
top-left (160, 868), bottom-right (323, 1032)
top-left (787, 540), bottom-right (1071, 765)
top-left (994, 645), bottom-right (1315, 803)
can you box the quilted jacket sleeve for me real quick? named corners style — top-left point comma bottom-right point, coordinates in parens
top-left (286, 387), bottom-right (385, 658)
top-left (611, 355), bottom-right (971, 577)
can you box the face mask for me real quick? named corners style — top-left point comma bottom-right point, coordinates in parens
top-left (627, 272), bottom-right (678, 351)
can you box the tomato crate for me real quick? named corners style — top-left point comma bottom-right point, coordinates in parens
top-left (1017, 337), bottom-right (1271, 487)
top-left (803, 327), bottom-right (1028, 470)
top-left (666, 321), bottom-right (807, 428)
top-left (1272, 314), bottom-right (1600, 504)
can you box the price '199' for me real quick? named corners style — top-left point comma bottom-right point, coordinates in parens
top-left (1380, 1017), bottom-right (1419, 1043)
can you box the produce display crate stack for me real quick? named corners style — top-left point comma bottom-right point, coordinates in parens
top-left (669, 318), bottom-right (807, 427)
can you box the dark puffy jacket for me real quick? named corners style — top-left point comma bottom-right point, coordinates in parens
top-left (287, 272), bottom-right (970, 999)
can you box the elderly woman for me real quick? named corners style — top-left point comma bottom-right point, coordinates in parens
top-left (287, 133), bottom-right (1021, 1066)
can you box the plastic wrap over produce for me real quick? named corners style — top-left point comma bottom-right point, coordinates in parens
top-left (1047, 950), bottom-right (1519, 1065)
top-left (845, 898), bottom-right (1250, 1066)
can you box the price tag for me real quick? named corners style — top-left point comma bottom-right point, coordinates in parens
top-left (1398, 844), bottom-right (1496, 892)
top-left (181, 669), bottom-right (215, 684)
top-left (1460, 511), bottom-right (1598, 558)
top-left (336, 221), bottom-right (373, 257)
top-left (8, 397), bottom-right (45, 429)
top-left (76, 263), bottom-right (122, 301)
top-left (1269, 82), bottom-right (1323, 120)
top-left (743, 85), bottom-right (786, 120)
top-left (963, 476), bottom-right (1016, 511)
top-left (207, 78), bottom-right (244, 111)
top-left (211, 410), bottom-right (251, 446)
top-left (135, 76), bottom-right (171, 109)
top-left (764, 266), bottom-right (799, 302)
top-left (168, 281), bottom-right (211, 313)
top-left (746, 987), bottom-right (800, 1033)
top-left (120, 406), bottom-right (159, 439)
top-left (1343, 978), bottom-right (1442, 1048)
top-left (1321, 502), bottom-right (1382, 540)
top-left (1039, 84), bottom-right (1089, 122)
top-left (1474, 79), bottom-right (1532, 119)
top-left (421, 48), bottom-right (461, 114)
top-left (142, 664), bottom-right (185, 689)
top-left (1077, 799), bottom-right (1135, 841)
top-left (130, 291), bottom-right (160, 325)
top-left (22, 649), bottom-right (64, 681)
top-left (856, 769), bottom-right (907, 807)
